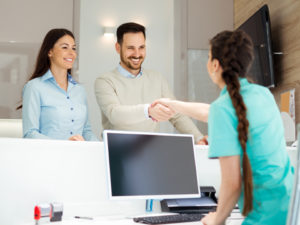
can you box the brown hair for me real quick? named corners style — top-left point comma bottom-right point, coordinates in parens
top-left (17, 28), bottom-right (75, 109)
top-left (210, 30), bottom-right (254, 216)
top-left (116, 22), bottom-right (146, 45)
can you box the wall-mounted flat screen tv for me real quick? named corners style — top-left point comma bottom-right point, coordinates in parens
top-left (238, 4), bottom-right (275, 88)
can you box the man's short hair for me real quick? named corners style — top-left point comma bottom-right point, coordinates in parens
top-left (116, 22), bottom-right (146, 44)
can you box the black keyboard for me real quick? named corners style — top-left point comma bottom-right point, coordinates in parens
top-left (133, 213), bottom-right (204, 224)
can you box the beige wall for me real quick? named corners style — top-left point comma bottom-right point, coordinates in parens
top-left (234, 0), bottom-right (300, 126)
top-left (0, 0), bottom-right (74, 119)
top-left (0, 0), bottom-right (73, 43)
top-left (188, 0), bottom-right (234, 49)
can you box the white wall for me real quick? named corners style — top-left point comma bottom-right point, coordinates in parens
top-left (77, 0), bottom-right (174, 137)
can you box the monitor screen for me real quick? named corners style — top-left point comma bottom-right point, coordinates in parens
top-left (238, 4), bottom-right (275, 88)
top-left (103, 130), bottom-right (200, 200)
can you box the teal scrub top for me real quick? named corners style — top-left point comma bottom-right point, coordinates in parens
top-left (208, 78), bottom-right (294, 225)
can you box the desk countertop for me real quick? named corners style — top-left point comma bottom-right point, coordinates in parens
top-left (24, 216), bottom-right (243, 225)
top-left (23, 210), bottom-right (244, 225)
top-left (2, 139), bottom-right (293, 225)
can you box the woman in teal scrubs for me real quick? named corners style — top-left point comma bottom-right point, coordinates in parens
top-left (153, 30), bottom-right (294, 224)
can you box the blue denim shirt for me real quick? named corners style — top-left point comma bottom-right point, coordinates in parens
top-left (22, 69), bottom-right (98, 141)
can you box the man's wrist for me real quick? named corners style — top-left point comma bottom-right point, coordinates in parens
top-left (144, 104), bottom-right (151, 119)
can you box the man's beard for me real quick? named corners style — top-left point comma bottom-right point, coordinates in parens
top-left (120, 54), bottom-right (144, 71)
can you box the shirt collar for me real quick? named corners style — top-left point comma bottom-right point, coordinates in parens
top-left (41, 69), bottom-right (54, 81)
top-left (117, 63), bottom-right (143, 78)
top-left (41, 69), bottom-right (77, 85)
top-left (67, 74), bottom-right (77, 85)
top-left (220, 78), bottom-right (249, 96)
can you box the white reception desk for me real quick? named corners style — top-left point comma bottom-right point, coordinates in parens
top-left (0, 138), bottom-right (297, 225)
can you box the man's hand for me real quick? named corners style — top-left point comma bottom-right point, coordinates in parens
top-left (148, 103), bottom-right (175, 122)
top-left (69, 134), bottom-right (85, 141)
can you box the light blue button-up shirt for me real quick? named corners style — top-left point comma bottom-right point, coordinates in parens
top-left (117, 64), bottom-right (150, 118)
top-left (117, 63), bottom-right (143, 78)
top-left (22, 69), bottom-right (98, 141)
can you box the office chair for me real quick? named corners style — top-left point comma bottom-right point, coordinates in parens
top-left (286, 124), bottom-right (300, 225)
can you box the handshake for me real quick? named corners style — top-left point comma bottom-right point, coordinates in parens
top-left (148, 98), bottom-right (176, 122)
top-left (148, 98), bottom-right (209, 145)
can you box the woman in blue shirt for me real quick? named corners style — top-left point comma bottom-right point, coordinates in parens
top-left (153, 30), bottom-right (293, 224)
top-left (20, 28), bottom-right (97, 141)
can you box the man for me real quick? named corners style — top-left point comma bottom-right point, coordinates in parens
top-left (94, 22), bottom-right (205, 143)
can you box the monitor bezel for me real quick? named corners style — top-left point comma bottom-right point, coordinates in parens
top-left (103, 130), bottom-right (201, 200)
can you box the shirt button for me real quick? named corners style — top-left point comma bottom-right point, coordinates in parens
top-left (71, 119), bottom-right (74, 122)
top-left (67, 96), bottom-right (70, 99)
top-left (70, 107), bottom-right (73, 110)
top-left (70, 131), bottom-right (73, 135)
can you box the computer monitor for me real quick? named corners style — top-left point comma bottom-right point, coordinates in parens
top-left (103, 130), bottom-right (200, 200)
top-left (286, 124), bottom-right (300, 225)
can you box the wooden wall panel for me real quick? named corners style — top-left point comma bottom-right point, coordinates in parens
top-left (234, 0), bottom-right (300, 126)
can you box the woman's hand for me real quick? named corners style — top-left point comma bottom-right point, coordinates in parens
top-left (201, 212), bottom-right (218, 225)
top-left (152, 99), bottom-right (210, 122)
top-left (197, 135), bottom-right (208, 145)
top-left (69, 134), bottom-right (85, 141)
top-left (152, 98), bottom-right (176, 111)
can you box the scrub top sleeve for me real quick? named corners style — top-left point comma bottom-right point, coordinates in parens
top-left (208, 103), bottom-right (242, 158)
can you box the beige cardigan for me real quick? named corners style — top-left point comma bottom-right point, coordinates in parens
top-left (94, 68), bottom-right (203, 141)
